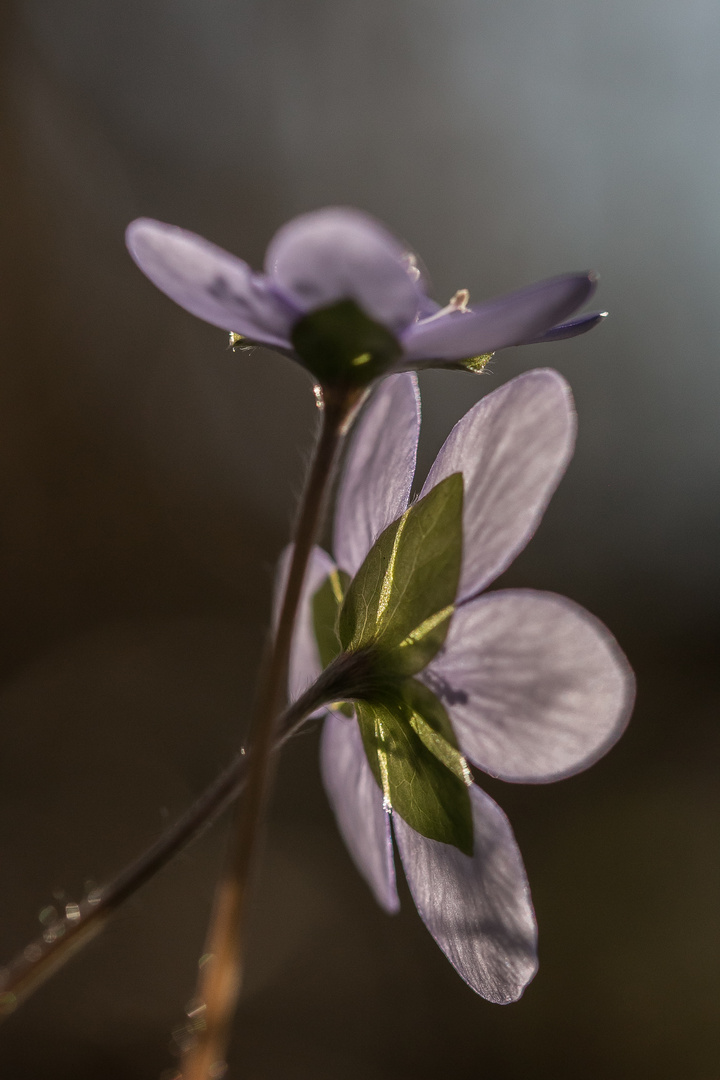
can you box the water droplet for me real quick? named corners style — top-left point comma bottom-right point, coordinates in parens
top-left (42, 929), bottom-right (57, 945)
top-left (24, 944), bottom-right (42, 963)
top-left (87, 888), bottom-right (103, 906)
top-left (65, 902), bottom-right (81, 922)
top-left (38, 906), bottom-right (57, 926)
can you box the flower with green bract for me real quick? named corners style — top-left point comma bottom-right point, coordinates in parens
top-left (126, 208), bottom-right (605, 387)
top-left (282, 369), bottom-right (634, 1003)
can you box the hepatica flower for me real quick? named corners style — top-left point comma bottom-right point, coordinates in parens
top-left (286, 369), bottom-right (634, 1002)
top-left (126, 208), bottom-right (605, 386)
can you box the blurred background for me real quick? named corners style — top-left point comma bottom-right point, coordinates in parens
top-left (0, 1), bottom-right (718, 1076)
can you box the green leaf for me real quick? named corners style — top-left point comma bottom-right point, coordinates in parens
top-left (291, 299), bottom-right (402, 387)
top-left (338, 473), bottom-right (463, 677)
top-left (312, 568), bottom-right (353, 717)
top-left (403, 678), bottom-right (471, 786)
top-left (355, 681), bottom-right (473, 855)
top-left (312, 568), bottom-right (351, 669)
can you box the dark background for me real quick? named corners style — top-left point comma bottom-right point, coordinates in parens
top-left (1, 2), bottom-right (718, 1076)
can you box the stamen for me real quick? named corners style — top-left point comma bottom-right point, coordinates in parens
top-left (401, 252), bottom-right (421, 282)
top-left (419, 288), bottom-right (472, 324)
top-left (449, 288), bottom-right (470, 312)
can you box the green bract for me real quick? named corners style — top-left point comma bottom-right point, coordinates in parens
top-left (356, 682), bottom-right (473, 854)
top-left (312, 567), bottom-right (351, 670)
top-left (312, 568), bottom-right (354, 719)
top-left (338, 473), bottom-right (463, 677)
top-left (455, 352), bottom-right (494, 374)
top-left (312, 472), bottom-right (473, 853)
top-left (291, 299), bottom-right (402, 387)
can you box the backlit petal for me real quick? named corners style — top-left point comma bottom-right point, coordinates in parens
top-left (425, 590), bottom-right (635, 783)
top-left (275, 545), bottom-right (338, 704)
top-left (394, 785), bottom-right (537, 1002)
top-left (266, 208), bottom-right (420, 334)
top-left (126, 218), bottom-right (295, 347)
top-left (333, 373), bottom-right (420, 576)
top-left (402, 272), bottom-right (596, 363)
top-left (525, 310), bottom-right (607, 345)
top-left (421, 369), bottom-right (575, 600)
top-left (321, 713), bottom-right (399, 913)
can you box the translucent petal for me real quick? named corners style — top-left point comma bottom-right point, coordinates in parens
top-left (394, 785), bottom-right (537, 1001)
top-left (126, 218), bottom-right (295, 347)
top-left (321, 712), bottom-right (399, 913)
top-left (333, 373), bottom-right (420, 576)
top-left (425, 590), bottom-right (635, 783)
top-left (421, 369), bottom-right (576, 601)
top-left (275, 545), bottom-right (338, 704)
top-left (265, 208), bottom-right (420, 334)
top-left (402, 272), bottom-right (596, 362)
top-left (526, 310), bottom-right (607, 345)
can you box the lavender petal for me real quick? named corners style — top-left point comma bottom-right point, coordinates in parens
top-left (401, 272), bottom-right (596, 362)
top-left (275, 545), bottom-right (338, 704)
top-left (321, 712), bottom-right (399, 914)
top-left (333, 373), bottom-right (420, 576)
top-left (394, 785), bottom-right (537, 1002)
top-left (526, 310), bottom-right (607, 345)
top-left (126, 219), bottom-right (295, 347)
top-left (265, 208), bottom-right (420, 335)
top-left (421, 369), bottom-right (576, 601)
top-left (425, 589), bottom-right (635, 783)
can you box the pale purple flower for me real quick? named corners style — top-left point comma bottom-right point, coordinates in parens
top-left (126, 208), bottom-right (604, 374)
top-left (286, 369), bottom-right (634, 1003)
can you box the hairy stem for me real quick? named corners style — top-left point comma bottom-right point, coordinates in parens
top-left (180, 385), bottom-right (359, 1080)
top-left (0, 680), bottom-right (329, 1020)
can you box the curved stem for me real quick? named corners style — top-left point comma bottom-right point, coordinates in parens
top-left (0, 683), bottom-right (327, 1020)
top-left (180, 386), bottom-right (359, 1080)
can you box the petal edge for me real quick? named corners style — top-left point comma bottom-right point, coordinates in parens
top-left (321, 713), bottom-right (399, 914)
top-left (394, 785), bottom-right (537, 1001)
top-left (126, 218), bottom-right (295, 347)
top-left (425, 589), bottom-right (635, 783)
top-left (421, 369), bottom-right (576, 601)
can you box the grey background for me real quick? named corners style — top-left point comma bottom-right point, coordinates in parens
top-left (0, 2), bottom-right (718, 1076)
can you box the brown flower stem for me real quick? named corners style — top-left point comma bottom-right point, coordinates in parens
top-left (180, 385), bottom-right (360, 1080)
top-left (0, 678), bottom-right (329, 1022)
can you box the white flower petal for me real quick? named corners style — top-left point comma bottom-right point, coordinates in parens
top-left (321, 713), bottom-right (399, 914)
top-left (425, 590), bottom-right (635, 783)
top-left (126, 219), bottom-right (295, 347)
top-left (394, 785), bottom-right (537, 1002)
top-left (421, 369), bottom-right (576, 601)
top-left (275, 545), bottom-right (338, 704)
top-left (265, 208), bottom-right (420, 334)
top-left (333, 373), bottom-right (420, 576)
top-left (402, 272), bottom-right (596, 362)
